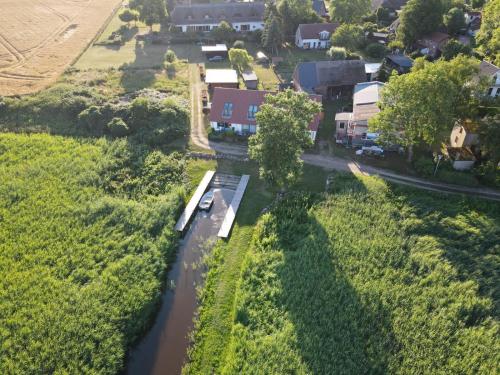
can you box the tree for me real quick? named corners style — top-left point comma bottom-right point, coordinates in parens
top-left (140, 0), bottom-right (167, 31)
top-left (388, 40), bottom-right (404, 53)
top-left (229, 49), bottom-right (253, 71)
top-left (478, 115), bottom-right (500, 166)
top-left (210, 21), bottom-right (235, 43)
top-left (78, 106), bottom-right (104, 134)
top-left (233, 40), bottom-right (245, 49)
top-left (444, 7), bottom-right (466, 35)
top-left (107, 117), bottom-right (130, 137)
top-left (330, 0), bottom-right (371, 23)
top-left (331, 24), bottom-right (365, 52)
top-left (119, 8), bottom-right (139, 27)
top-left (369, 57), bottom-right (480, 162)
top-left (441, 39), bottom-right (472, 60)
top-left (261, 14), bottom-right (282, 54)
top-left (249, 90), bottom-right (322, 188)
top-left (476, 0), bottom-right (500, 65)
top-left (397, 0), bottom-right (445, 47)
top-left (275, 0), bottom-right (320, 42)
top-left (327, 46), bottom-right (347, 60)
top-left (365, 43), bottom-right (388, 58)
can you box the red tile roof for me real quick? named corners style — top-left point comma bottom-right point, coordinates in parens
top-left (297, 23), bottom-right (339, 40)
top-left (210, 88), bottom-right (323, 132)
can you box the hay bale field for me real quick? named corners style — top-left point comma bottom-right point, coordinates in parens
top-left (0, 0), bottom-right (122, 96)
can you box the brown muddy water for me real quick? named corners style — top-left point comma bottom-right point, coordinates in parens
top-left (127, 188), bottom-right (235, 375)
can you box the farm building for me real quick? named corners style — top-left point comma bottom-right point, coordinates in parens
top-left (242, 71), bottom-right (259, 89)
top-left (205, 69), bottom-right (239, 90)
top-left (335, 81), bottom-right (385, 145)
top-left (201, 44), bottom-right (228, 59)
top-left (293, 60), bottom-right (366, 99)
top-left (209, 88), bottom-right (323, 141)
top-left (171, 3), bottom-right (265, 32)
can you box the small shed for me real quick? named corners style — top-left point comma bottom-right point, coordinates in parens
top-left (205, 69), bottom-right (239, 90)
top-left (201, 44), bottom-right (228, 59)
top-left (365, 63), bottom-right (382, 81)
top-left (242, 71), bottom-right (259, 89)
top-left (256, 51), bottom-right (269, 64)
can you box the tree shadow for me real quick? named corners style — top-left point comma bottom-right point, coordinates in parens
top-left (264, 194), bottom-right (395, 373)
top-left (387, 183), bottom-right (500, 319)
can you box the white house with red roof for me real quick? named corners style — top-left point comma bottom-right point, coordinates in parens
top-left (209, 88), bottom-right (323, 141)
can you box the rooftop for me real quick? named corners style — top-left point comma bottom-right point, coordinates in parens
top-left (297, 23), bottom-right (339, 40)
top-left (171, 3), bottom-right (265, 26)
top-left (386, 54), bottom-right (413, 68)
top-left (294, 60), bottom-right (366, 93)
top-left (205, 69), bottom-right (239, 84)
top-left (201, 44), bottom-right (228, 53)
top-left (241, 71), bottom-right (258, 82)
top-left (353, 82), bottom-right (385, 121)
top-left (479, 60), bottom-right (499, 77)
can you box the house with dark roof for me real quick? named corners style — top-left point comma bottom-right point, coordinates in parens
top-left (478, 60), bottom-right (500, 98)
top-left (209, 88), bottom-right (323, 140)
top-left (335, 82), bottom-right (385, 144)
top-left (295, 23), bottom-right (339, 49)
top-left (384, 54), bottom-right (413, 74)
top-left (171, 3), bottom-right (265, 33)
top-left (312, 0), bottom-right (328, 18)
top-left (293, 60), bottom-right (366, 99)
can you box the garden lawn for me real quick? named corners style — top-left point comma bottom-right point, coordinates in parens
top-left (0, 133), bottom-right (183, 374)
top-left (220, 173), bottom-right (499, 374)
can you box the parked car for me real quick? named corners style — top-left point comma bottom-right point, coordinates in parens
top-left (208, 56), bottom-right (224, 62)
top-left (356, 146), bottom-right (384, 156)
top-left (198, 191), bottom-right (215, 211)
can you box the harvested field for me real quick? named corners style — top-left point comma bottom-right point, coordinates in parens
top-left (0, 0), bottom-right (122, 96)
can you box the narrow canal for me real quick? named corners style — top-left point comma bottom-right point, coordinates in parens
top-left (127, 188), bottom-right (235, 375)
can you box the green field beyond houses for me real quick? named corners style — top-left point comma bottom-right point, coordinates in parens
top-left (190, 174), bottom-right (500, 374)
top-left (0, 134), bottom-right (184, 373)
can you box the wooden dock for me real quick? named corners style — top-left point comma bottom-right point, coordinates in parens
top-left (218, 175), bottom-right (250, 238)
top-left (175, 170), bottom-right (215, 232)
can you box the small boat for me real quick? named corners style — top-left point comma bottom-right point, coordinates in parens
top-left (198, 190), bottom-right (214, 211)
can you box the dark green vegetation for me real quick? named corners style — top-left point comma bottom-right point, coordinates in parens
top-left (0, 67), bottom-right (189, 147)
top-left (0, 134), bottom-right (187, 373)
top-left (193, 173), bottom-right (499, 374)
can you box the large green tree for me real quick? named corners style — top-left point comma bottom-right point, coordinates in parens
top-left (139, 0), bottom-right (167, 31)
top-left (330, 0), bottom-right (371, 23)
top-left (369, 56), bottom-right (480, 161)
top-left (330, 24), bottom-right (365, 52)
top-left (210, 21), bottom-right (235, 43)
top-left (476, 0), bottom-right (500, 65)
top-left (229, 48), bottom-right (253, 71)
top-left (397, 0), bottom-right (445, 47)
top-left (249, 90), bottom-right (322, 188)
top-left (443, 7), bottom-right (466, 35)
top-left (262, 14), bottom-right (283, 53)
top-left (275, 0), bottom-right (320, 42)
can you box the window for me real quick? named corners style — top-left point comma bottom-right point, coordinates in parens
top-left (459, 127), bottom-right (463, 134)
top-left (241, 24), bottom-right (250, 31)
top-left (455, 136), bottom-right (459, 144)
top-left (488, 87), bottom-right (493, 96)
top-left (222, 102), bottom-right (233, 118)
top-left (247, 104), bottom-right (258, 120)
top-left (339, 122), bottom-right (345, 129)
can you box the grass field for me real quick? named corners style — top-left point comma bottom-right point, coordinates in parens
top-left (0, 133), bottom-right (185, 373)
top-left (0, 0), bottom-right (122, 95)
top-left (185, 171), bottom-right (500, 374)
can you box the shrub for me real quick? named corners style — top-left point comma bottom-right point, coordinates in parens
top-left (164, 49), bottom-right (177, 63)
top-left (78, 105), bottom-right (105, 134)
top-left (413, 156), bottom-right (435, 176)
top-left (107, 117), bottom-right (129, 137)
top-left (365, 42), bottom-right (388, 58)
top-left (233, 40), bottom-right (245, 49)
top-left (327, 46), bottom-right (347, 60)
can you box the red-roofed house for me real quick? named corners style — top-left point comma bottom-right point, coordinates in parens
top-left (209, 88), bottom-right (323, 140)
top-left (295, 23), bottom-right (339, 49)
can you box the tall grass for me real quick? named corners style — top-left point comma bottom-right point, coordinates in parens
top-left (0, 133), bottom-right (184, 373)
top-left (221, 174), bottom-right (499, 374)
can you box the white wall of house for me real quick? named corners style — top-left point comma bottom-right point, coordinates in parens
top-left (295, 30), bottom-right (331, 49)
top-left (453, 160), bottom-right (475, 171)
top-left (211, 121), bottom-right (317, 141)
top-left (178, 21), bottom-right (264, 33)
